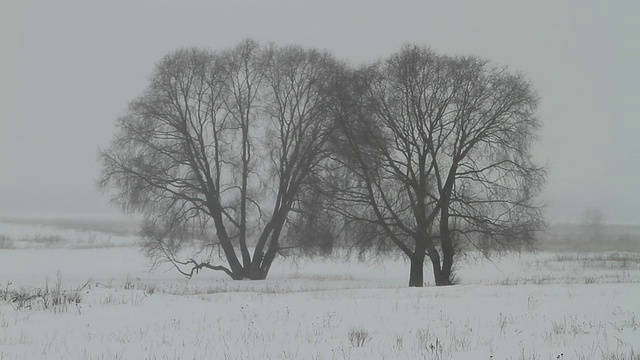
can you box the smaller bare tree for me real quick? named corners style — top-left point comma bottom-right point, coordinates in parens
top-left (327, 45), bottom-right (546, 286)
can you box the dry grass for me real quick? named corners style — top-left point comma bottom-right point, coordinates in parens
top-left (0, 235), bottom-right (14, 249)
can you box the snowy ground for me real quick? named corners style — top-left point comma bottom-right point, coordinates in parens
top-left (0, 222), bottom-right (639, 359)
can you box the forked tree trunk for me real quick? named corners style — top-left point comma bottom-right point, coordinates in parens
top-left (241, 249), bottom-right (277, 280)
top-left (245, 211), bottom-right (288, 280)
top-left (246, 266), bottom-right (268, 280)
top-left (429, 248), bottom-right (454, 286)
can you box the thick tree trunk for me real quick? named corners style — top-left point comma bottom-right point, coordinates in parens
top-left (246, 265), bottom-right (267, 280)
top-left (428, 246), bottom-right (454, 286)
top-left (436, 203), bottom-right (455, 286)
top-left (428, 251), bottom-right (443, 285)
top-left (206, 203), bottom-right (245, 279)
top-left (259, 218), bottom-right (287, 277)
top-left (429, 248), bottom-right (454, 286)
top-left (409, 252), bottom-right (425, 287)
top-left (211, 225), bottom-right (245, 279)
top-left (438, 238), bottom-right (455, 286)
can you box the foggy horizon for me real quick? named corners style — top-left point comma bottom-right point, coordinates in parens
top-left (1, 1), bottom-right (639, 225)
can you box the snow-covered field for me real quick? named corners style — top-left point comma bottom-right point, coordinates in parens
top-left (0, 222), bottom-right (639, 359)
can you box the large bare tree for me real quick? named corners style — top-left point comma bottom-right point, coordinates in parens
top-left (330, 45), bottom-right (545, 286)
top-left (98, 40), bottom-right (341, 280)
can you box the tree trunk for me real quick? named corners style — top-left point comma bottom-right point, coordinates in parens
top-left (409, 251), bottom-right (425, 287)
top-left (438, 238), bottom-right (455, 286)
top-left (206, 203), bottom-right (245, 279)
top-left (436, 203), bottom-right (455, 286)
top-left (429, 250), bottom-right (454, 286)
top-left (428, 250), bottom-right (444, 286)
top-left (246, 265), bottom-right (267, 280)
top-left (259, 217), bottom-right (287, 277)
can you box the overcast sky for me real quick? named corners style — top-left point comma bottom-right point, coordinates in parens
top-left (1, 0), bottom-right (638, 224)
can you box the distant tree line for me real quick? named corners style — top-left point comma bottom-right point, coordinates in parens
top-left (99, 39), bottom-right (546, 287)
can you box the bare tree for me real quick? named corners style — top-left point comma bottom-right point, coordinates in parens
top-left (330, 45), bottom-right (545, 286)
top-left (98, 40), bottom-right (341, 280)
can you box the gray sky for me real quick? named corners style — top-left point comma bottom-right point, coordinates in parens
top-left (1, 0), bottom-right (639, 224)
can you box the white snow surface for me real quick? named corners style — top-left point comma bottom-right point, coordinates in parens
top-left (0, 222), bottom-right (639, 359)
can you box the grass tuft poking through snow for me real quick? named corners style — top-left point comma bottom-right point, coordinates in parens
top-left (1, 272), bottom-right (89, 314)
top-left (0, 235), bottom-right (14, 249)
top-left (348, 328), bottom-right (371, 347)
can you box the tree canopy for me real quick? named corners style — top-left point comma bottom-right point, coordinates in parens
top-left (99, 40), bottom-right (546, 286)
